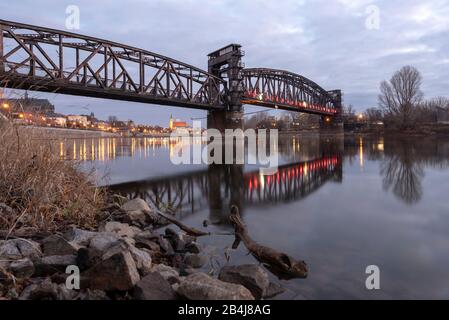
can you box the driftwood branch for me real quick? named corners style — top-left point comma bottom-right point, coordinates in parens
top-left (229, 205), bottom-right (308, 280)
top-left (152, 207), bottom-right (210, 237)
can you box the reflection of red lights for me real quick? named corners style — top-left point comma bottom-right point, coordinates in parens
top-left (245, 156), bottom-right (340, 190)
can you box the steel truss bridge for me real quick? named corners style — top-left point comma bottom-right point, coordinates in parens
top-left (0, 20), bottom-right (342, 116)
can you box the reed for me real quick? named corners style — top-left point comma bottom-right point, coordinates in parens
top-left (0, 119), bottom-right (106, 233)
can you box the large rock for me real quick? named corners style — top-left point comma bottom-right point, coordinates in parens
top-left (84, 243), bottom-right (140, 291)
top-left (132, 272), bottom-right (177, 300)
top-left (151, 264), bottom-right (180, 284)
top-left (121, 198), bottom-right (151, 213)
top-left (218, 264), bottom-right (270, 300)
top-left (0, 239), bottom-right (42, 260)
top-left (184, 253), bottom-right (207, 269)
top-left (34, 255), bottom-right (77, 276)
top-left (134, 231), bottom-right (160, 251)
top-left (263, 282), bottom-right (286, 299)
top-left (76, 235), bottom-right (134, 272)
top-left (19, 278), bottom-right (77, 300)
top-left (88, 232), bottom-right (121, 254)
top-left (76, 247), bottom-right (98, 271)
top-left (135, 230), bottom-right (159, 242)
top-left (63, 227), bottom-right (97, 247)
top-left (177, 273), bottom-right (254, 300)
top-left (121, 198), bottom-right (160, 225)
top-left (42, 235), bottom-right (79, 256)
top-left (158, 237), bottom-right (174, 255)
top-left (124, 210), bottom-right (147, 227)
top-left (185, 242), bottom-right (202, 254)
top-left (100, 221), bottom-right (140, 239)
top-left (165, 228), bottom-right (186, 252)
top-left (128, 244), bottom-right (152, 276)
top-left (9, 258), bottom-right (35, 278)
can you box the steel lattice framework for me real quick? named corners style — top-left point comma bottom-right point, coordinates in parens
top-left (0, 20), bottom-right (225, 110)
top-left (242, 68), bottom-right (340, 115)
top-left (0, 20), bottom-right (341, 115)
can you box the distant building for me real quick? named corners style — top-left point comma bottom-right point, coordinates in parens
top-left (0, 92), bottom-right (55, 114)
top-left (47, 116), bottom-right (67, 127)
top-left (67, 115), bottom-right (89, 127)
top-left (110, 120), bottom-right (127, 128)
top-left (169, 114), bottom-right (188, 130)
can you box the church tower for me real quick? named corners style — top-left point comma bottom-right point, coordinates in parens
top-left (169, 114), bottom-right (173, 130)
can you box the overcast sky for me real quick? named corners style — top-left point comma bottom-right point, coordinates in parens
top-left (2, 0), bottom-right (449, 126)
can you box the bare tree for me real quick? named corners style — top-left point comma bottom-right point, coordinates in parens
top-left (343, 104), bottom-right (355, 117)
top-left (418, 96), bottom-right (449, 123)
top-left (365, 107), bottom-right (383, 123)
top-left (423, 96), bottom-right (449, 110)
top-left (378, 66), bottom-right (423, 129)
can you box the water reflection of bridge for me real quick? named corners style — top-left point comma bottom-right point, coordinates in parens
top-left (111, 155), bottom-right (342, 221)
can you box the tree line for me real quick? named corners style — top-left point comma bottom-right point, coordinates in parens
top-left (367, 65), bottom-right (449, 129)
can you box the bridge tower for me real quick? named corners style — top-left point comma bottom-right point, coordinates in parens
top-left (207, 44), bottom-right (245, 131)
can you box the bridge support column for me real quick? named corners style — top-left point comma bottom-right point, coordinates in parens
top-left (207, 109), bottom-right (243, 132)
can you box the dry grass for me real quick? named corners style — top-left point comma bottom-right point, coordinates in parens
top-left (0, 119), bottom-right (107, 233)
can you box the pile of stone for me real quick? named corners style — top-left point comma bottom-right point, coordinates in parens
top-left (0, 198), bottom-right (284, 300)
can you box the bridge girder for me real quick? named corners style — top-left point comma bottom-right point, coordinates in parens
top-left (0, 20), bottom-right (225, 110)
top-left (0, 20), bottom-right (341, 116)
top-left (241, 68), bottom-right (341, 116)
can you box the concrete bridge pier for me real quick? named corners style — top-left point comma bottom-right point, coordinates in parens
top-left (207, 109), bottom-right (243, 132)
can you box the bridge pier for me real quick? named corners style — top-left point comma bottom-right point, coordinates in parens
top-left (206, 109), bottom-right (243, 132)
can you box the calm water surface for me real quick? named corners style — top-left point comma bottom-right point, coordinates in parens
top-left (56, 135), bottom-right (449, 299)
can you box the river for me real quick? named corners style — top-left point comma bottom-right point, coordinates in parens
top-left (54, 134), bottom-right (449, 299)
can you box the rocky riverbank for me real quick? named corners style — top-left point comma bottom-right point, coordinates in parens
top-left (0, 198), bottom-right (284, 300)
